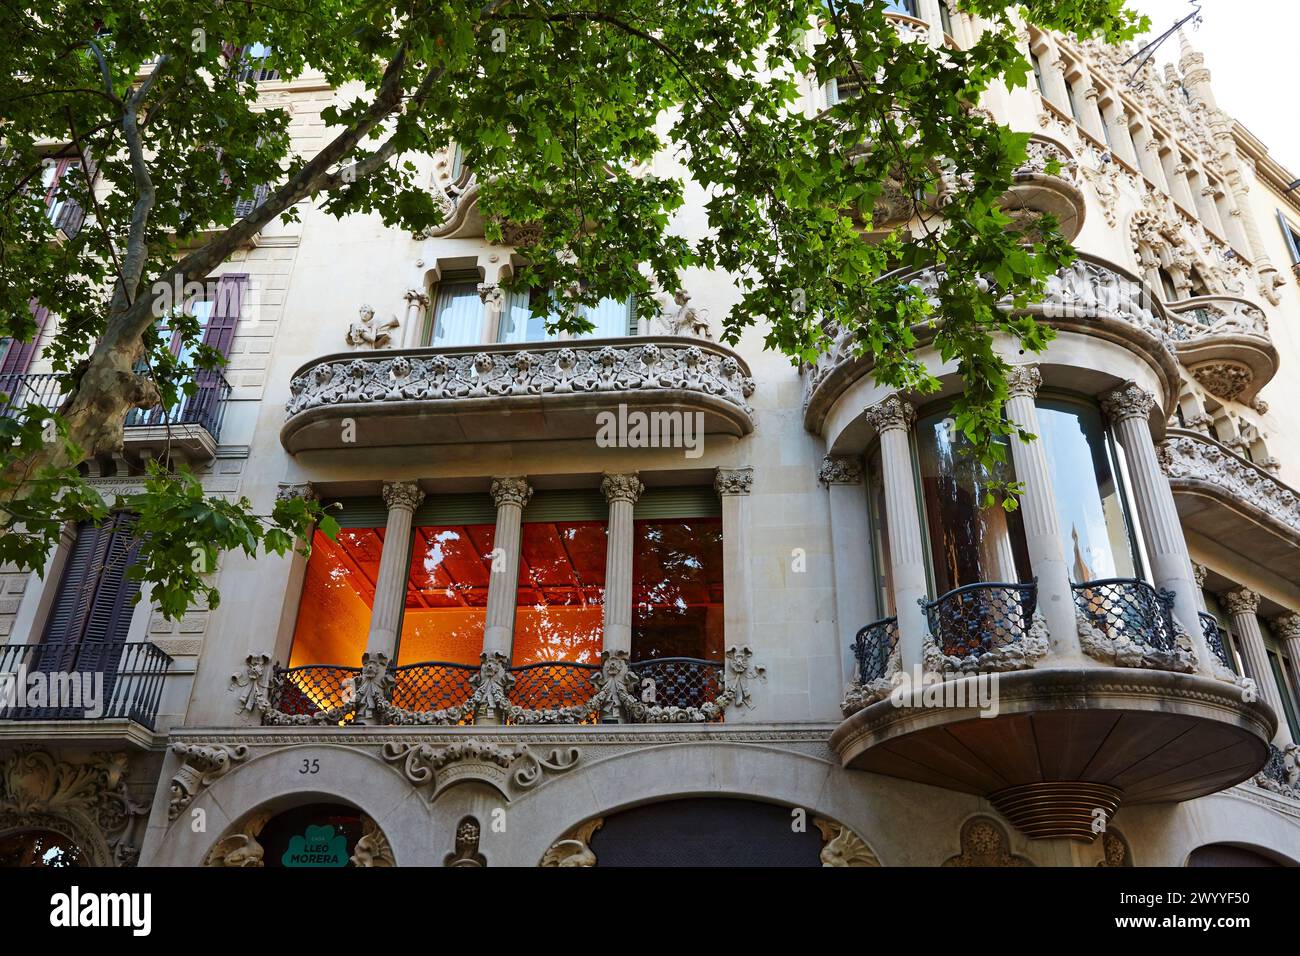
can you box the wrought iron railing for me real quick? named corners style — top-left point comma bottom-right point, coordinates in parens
top-left (851, 616), bottom-right (898, 683)
top-left (1072, 578), bottom-right (1177, 653)
top-left (123, 373), bottom-right (232, 441)
top-left (629, 657), bottom-right (724, 711)
top-left (0, 640), bottom-right (172, 731)
top-left (0, 371), bottom-right (230, 442)
top-left (391, 661), bottom-right (477, 712)
top-left (923, 582), bottom-right (1037, 661)
top-left (508, 661), bottom-right (600, 711)
top-left (1198, 611), bottom-right (1234, 672)
top-left (269, 663), bottom-right (359, 717)
top-left (1259, 744), bottom-right (1289, 789)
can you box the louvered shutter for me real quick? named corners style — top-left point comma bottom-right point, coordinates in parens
top-left (184, 274), bottom-right (243, 427)
top-left (0, 301), bottom-right (51, 375)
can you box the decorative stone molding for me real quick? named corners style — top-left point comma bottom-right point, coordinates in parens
top-left (1005, 364), bottom-right (1041, 399)
top-left (713, 467), bottom-right (754, 496)
top-left (1272, 614), bottom-right (1300, 642)
top-left (346, 304), bottom-right (400, 350)
top-left (1221, 587), bottom-right (1260, 617)
top-left (1100, 381), bottom-right (1156, 424)
top-left (230, 653), bottom-right (273, 716)
top-left (351, 815), bottom-right (395, 867)
top-left (840, 643), bottom-right (902, 717)
top-left (1168, 296), bottom-right (1270, 341)
top-left (814, 818), bottom-right (881, 867)
top-left (489, 477), bottom-right (532, 510)
top-left (1189, 361), bottom-right (1254, 402)
top-left (1074, 608), bottom-right (1198, 673)
top-left (1192, 562), bottom-right (1208, 588)
top-left (380, 740), bottom-right (581, 800)
top-left (0, 749), bottom-right (148, 867)
top-left (941, 817), bottom-right (1031, 867)
top-left (724, 645), bottom-right (767, 709)
top-left (600, 473), bottom-right (644, 505)
top-left (168, 743), bottom-right (251, 821)
top-left (540, 817), bottom-right (603, 867)
top-left (204, 811), bottom-right (271, 867)
top-left (283, 339), bottom-right (757, 448)
top-left (923, 609), bottom-right (1050, 675)
top-left (864, 394), bottom-right (915, 434)
top-left (1097, 829), bottom-right (1133, 867)
top-left (817, 455), bottom-right (863, 485)
top-left (275, 481), bottom-right (317, 503)
top-left (382, 480), bottom-right (425, 513)
top-left (445, 816), bottom-right (486, 867)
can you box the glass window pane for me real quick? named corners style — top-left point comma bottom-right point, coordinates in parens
top-left (867, 442), bottom-right (896, 615)
top-left (1036, 399), bottom-right (1138, 582)
top-left (512, 521), bottom-right (607, 664)
top-left (430, 280), bottom-right (482, 346)
top-left (632, 518), bottom-right (725, 660)
top-left (497, 287), bottom-right (553, 344)
top-left (289, 528), bottom-right (383, 666)
top-left (577, 297), bottom-right (633, 338)
top-left (917, 410), bottom-right (1032, 595)
top-left (399, 524), bottom-right (495, 665)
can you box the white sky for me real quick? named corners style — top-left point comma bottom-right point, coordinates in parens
top-left (1127, 0), bottom-right (1300, 173)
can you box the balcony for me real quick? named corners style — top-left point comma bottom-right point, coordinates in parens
top-left (1198, 611), bottom-right (1234, 673)
top-left (281, 337), bottom-right (756, 453)
top-left (1160, 428), bottom-right (1300, 589)
top-left (0, 371), bottom-right (231, 463)
top-left (1001, 134), bottom-right (1086, 241)
top-left (923, 582), bottom-right (1047, 673)
top-left (1167, 295), bottom-right (1278, 404)
top-left (0, 640), bottom-right (172, 743)
top-left (1072, 577), bottom-right (1195, 672)
top-left (261, 655), bottom-right (730, 725)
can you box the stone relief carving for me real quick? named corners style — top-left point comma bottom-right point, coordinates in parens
top-left (1188, 361), bottom-right (1254, 402)
top-left (540, 817), bottom-right (603, 867)
top-left (380, 740), bottom-right (580, 800)
top-left (942, 817), bottom-right (1032, 867)
top-left (840, 641), bottom-right (902, 716)
top-left (713, 466), bottom-right (754, 496)
top-left (351, 815), bottom-right (396, 867)
top-left (922, 608), bottom-right (1050, 675)
top-left (168, 743), bottom-right (250, 821)
top-left (286, 340), bottom-right (755, 422)
top-left (346, 304), bottom-right (400, 349)
top-left (652, 287), bottom-right (712, 339)
top-left (724, 645), bottom-right (767, 709)
top-left (1074, 608), bottom-right (1197, 674)
top-left (1159, 433), bottom-right (1300, 543)
top-left (230, 653), bottom-right (273, 716)
top-left (204, 810), bottom-right (271, 867)
top-left (817, 454), bottom-right (864, 485)
top-left (814, 818), bottom-right (881, 867)
top-left (1097, 829), bottom-right (1133, 867)
top-left (0, 748), bottom-right (148, 867)
top-left (445, 816), bottom-right (486, 867)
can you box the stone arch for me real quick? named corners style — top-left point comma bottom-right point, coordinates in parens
top-left (146, 743), bottom-right (429, 867)
top-left (204, 796), bottom-right (394, 867)
top-left (1186, 843), bottom-right (1293, 867)
top-left (0, 816), bottom-right (104, 867)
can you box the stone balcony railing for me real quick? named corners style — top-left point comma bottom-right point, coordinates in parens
top-left (1160, 428), bottom-right (1300, 588)
top-left (281, 336), bottom-right (756, 453)
top-left (1166, 295), bottom-right (1278, 404)
top-left (1003, 133), bottom-right (1086, 241)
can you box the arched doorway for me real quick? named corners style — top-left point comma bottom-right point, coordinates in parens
top-left (205, 801), bottom-right (393, 867)
top-left (1187, 844), bottom-right (1290, 867)
top-left (0, 828), bottom-right (84, 867)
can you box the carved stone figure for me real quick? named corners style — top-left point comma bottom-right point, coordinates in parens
top-left (346, 304), bottom-right (400, 349)
top-left (814, 818), bottom-right (881, 867)
top-left (541, 818), bottom-right (603, 867)
top-left (664, 290), bottom-right (712, 339)
top-left (445, 816), bottom-right (487, 867)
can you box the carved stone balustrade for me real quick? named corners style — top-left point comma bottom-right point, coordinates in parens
top-left (1166, 295), bottom-right (1278, 403)
top-left (1002, 133), bottom-right (1086, 241)
top-left (282, 336), bottom-right (756, 452)
top-left (1160, 428), bottom-right (1300, 588)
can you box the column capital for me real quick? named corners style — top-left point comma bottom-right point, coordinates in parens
top-left (1221, 587), bottom-right (1260, 617)
top-left (490, 476), bottom-right (533, 508)
top-left (1192, 562), bottom-right (1208, 588)
top-left (1100, 382), bottom-right (1156, 424)
top-left (403, 288), bottom-right (429, 306)
top-left (818, 455), bottom-right (864, 485)
top-left (601, 473), bottom-right (644, 505)
top-left (864, 394), bottom-right (915, 435)
top-left (276, 481), bottom-right (317, 503)
top-left (1272, 613), bottom-right (1300, 641)
top-left (477, 283), bottom-right (504, 308)
top-left (714, 467), bottom-right (754, 496)
top-left (1005, 364), bottom-right (1041, 399)
top-left (381, 480), bottom-right (425, 513)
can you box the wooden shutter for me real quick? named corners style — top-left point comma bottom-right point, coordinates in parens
top-left (203, 274), bottom-right (246, 358)
top-left (0, 301), bottom-right (51, 375)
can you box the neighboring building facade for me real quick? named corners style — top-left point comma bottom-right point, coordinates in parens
top-left (4, 3), bottom-right (1300, 868)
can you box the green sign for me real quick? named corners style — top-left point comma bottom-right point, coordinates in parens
top-left (282, 825), bottom-right (349, 867)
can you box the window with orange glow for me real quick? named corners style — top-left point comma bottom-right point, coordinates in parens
top-left (632, 518), bottom-right (724, 661)
top-left (398, 524), bottom-right (495, 665)
top-left (289, 527), bottom-right (384, 667)
top-left (510, 521), bottom-right (606, 665)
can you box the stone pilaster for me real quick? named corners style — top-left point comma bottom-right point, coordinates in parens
top-left (715, 468), bottom-right (755, 655)
top-left (864, 395), bottom-right (927, 672)
top-left (1274, 614), bottom-right (1300, 694)
top-left (401, 289), bottom-right (429, 349)
top-left (1100, 383), bottom-right (1211, 674)
top-left (820, 454), bottom-right (877, 688)
top-left (483, 477), bottom-right (532, 660)
top-left (364, 481), bottom-right (424, 661)
top-left (1004, 366), bottom-right (1080, 660)
top-left (1223, 588), bottom-right (1293, 745)
top-left (600, 473), bottom-right (644, 656)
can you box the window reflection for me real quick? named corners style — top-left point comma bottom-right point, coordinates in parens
top-left (511, 521), bottom-right (607, 665)
top-left (632, 518), bottom-right (724, 660)
top-left (867, 443), bottom-right (896, 615)
top-left (289, 528), bottom-right (384, 667)
top-left (917, 410), bottom-right (1031, 595)
top-left (1036, 399), bottom-right (1138, 581)
top-left (497, 288), bottom-right (634, 343)
top-left (399, 524), bottom-right (495, 665)
top-left (428, 276), bottom-right (482, 346)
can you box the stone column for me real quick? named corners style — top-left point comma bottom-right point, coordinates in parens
top-left (1003, 366), bottom-right (1080, 660)
top-left (820, 455), bottom-right (878, 688)
top-left (400, 290), bottom-right (429, 349)
top-left (864, 396), bottom-right (928, 672)
top-left (1224, 589), bottom-right (1293, 745)
top-left (1100, 383), bottom-right (1211, 673)
top-left (600, 473), bottom-right (644, 656)
top-left (1131, 124), bottom-right (1169, 192)
top-left (364, 481), bottom-right (424, 661)
top-left (715, 468), bottom-right (755, 652)
top-left (1274, 613), bottom-right (1300, 692)
top-left (1103, 103), bottom-right (1137, 166)
top-left (483, 477), bottom-right (532, 660)
top-left (478, 283), bottom-right (505, 343)
top-left (1079, 84), bottom-right (1108, 144)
